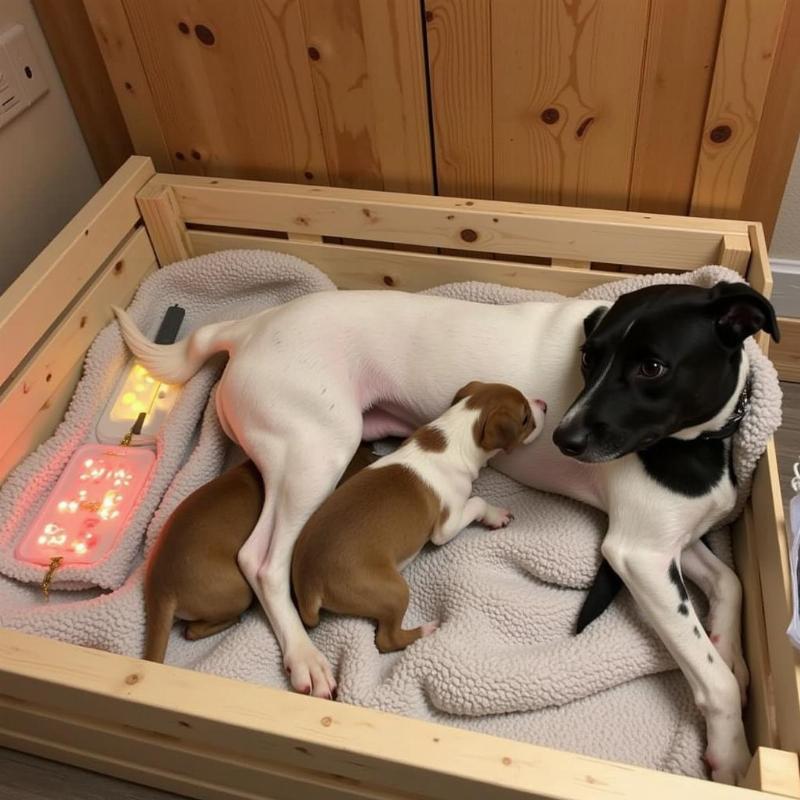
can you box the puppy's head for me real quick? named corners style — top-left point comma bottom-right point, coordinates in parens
top-left (452, 381), bottom-right (547, 453)
top-left (553, 281), bottom-right (779, 463)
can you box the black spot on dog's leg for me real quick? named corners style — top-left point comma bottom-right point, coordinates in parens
top-left (678, 603), bottom-right (689, 616)
top-left (668, 559), bottom-right (689, 602)
top-left (694, 626), bottom-right (701, 638)
top-left (708, 653), bottom-right (714, 664)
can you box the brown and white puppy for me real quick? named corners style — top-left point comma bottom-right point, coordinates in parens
top-left (144, 447), bottom-right (378, 663)
top-left (291, 382), bottom-right (547, 655)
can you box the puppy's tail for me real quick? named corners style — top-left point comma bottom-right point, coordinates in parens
top-left (113, 305), bottom-right (233, 385)
top-left (143, 591), bottom-right (177, 663)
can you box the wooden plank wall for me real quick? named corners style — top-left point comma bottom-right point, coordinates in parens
top-left (69, 0), bottom-right (800, 236)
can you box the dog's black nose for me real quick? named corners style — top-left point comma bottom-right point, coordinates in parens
top-left (553, 427), bottom-right (588, 457)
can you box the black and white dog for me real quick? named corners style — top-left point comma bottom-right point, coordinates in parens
top-left (116, 278), bottom-right (778, 784)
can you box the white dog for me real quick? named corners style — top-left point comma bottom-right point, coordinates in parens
top-left (115, 279), bottom-right (779, 784)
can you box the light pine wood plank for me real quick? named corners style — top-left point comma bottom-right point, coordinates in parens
top-left (740, 0), bottom-right (800, 242)
top-left (299, 0), bottom-right (385, 190)
top-left (425, 0), bottom-right (492, 199)
top-left (359, 0), bottom-right (433, 195)
top-left (161, 173), bottom-right (750, 269)
top-left (772, 317), bottom-right (800, 383)
top-left (0, 156), bottom-right (153, 387)
top-left (82, 0), bottom-right (171, 172)
top-left (137, 185), bottom-right (192, 265)
top-left (691, 0), bottom-right (787, 218)
top-left (741, 747), bottom-right (800, 797)
top-left (628, 0), bottom-right (725, 215)
top-left (34, 0), bottom-right (133, 181)
top-left (120, 0), bottom-right (330, 185)
top-left (491, 0), bottom-right (649, 209)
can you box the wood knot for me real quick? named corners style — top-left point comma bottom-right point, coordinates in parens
top-left (177, 720), bottom-right (191, 728)
top-left (465, 201), bottom-right (474, 206)
top-left (308, 46), bottom-right (321, 61)
top-left (178, 21), bottom-right (190, 34)
top-left (425, 10), bottom-right (434, 22)
top-left (383, 275), bottom-right (395, 286)
top-left (80, 315), bottom-right (87, 328)
top-left (492, 217), bottom-right (498, 222)
top-left (210, 179), bottom-right (219, 184)
top-left (460, 228), bottom-right (478, 243)
top-left (194, 24), bottom-right (215, 46)
top-left (304, 171), bottom-right (314, 180)
top-left (45, 373), bottom-right (52, 383)
top-left (124, 81), bottom-right (133, 92)
top-left (446, 214), bottom-right (454, 220)
top-left (362, 208), bottom-right (372, 218)
top-left (502, 756), bottom-right (512, 766)
top-left (710, 124), bottom-right (732, 143)
top-left (320, 716), bottom-right (333, 727)
top-left (541, 107), bottom-right (560, 124)
top-left (114, 260), bottom-right (124, 274)
top-left (175, 151), bottom-right (186, 161)
top-left (433, 737), bottom-right (440, 743)
top-left (295, 746), bottom-right (310, 755)
top-left (190, 149), bottom-right (202, 160)
top-left (22, 383), bottom-right (30, 394)
top-left (125, 673), bottom-right (142, 685)
top-left (295, 216), bottom-right (310, 226)
top-left (576, 116), bottom-right (594, 138)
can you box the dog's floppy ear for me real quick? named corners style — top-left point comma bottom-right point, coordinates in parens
top-left (710, 281), bottom-right (781, 346)
top-left (451, 380), bottom-right (483, 406)
top-left (480, 408), bottom-right (519, 453)
top-left (583, 306), bottom-right (608, 338)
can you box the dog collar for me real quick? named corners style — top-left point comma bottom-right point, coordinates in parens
top-left (698, 380), bottom-right (751, 441)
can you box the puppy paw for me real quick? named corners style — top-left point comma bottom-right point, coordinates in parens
top-left (284, 643), bottom-right (337, 700)
top-left (420, 620), bottom-right (439, 638)
top-left (481, 505), bottom-right (514, 529)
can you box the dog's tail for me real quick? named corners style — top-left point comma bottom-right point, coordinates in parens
top-left (575, 558), bottom-right (624, 634)
top-left (113, 306), bottom-right (233, 385)
top-left (143, 591), bottom-right (177, 663)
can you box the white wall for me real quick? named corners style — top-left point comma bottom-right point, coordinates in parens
top-left (769, 140), bottom-right (800, 317)
top-left (0, 0), bottom-right (99, 294)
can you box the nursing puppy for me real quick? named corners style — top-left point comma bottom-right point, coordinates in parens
top-left (144, 448), bottom-right (377, 663)
top-left (116, 279), bottom-right (778, 784)
top-left (292, 382), bottom-right (545, 654)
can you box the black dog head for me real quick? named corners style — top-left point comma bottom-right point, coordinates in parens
top-left (552, 282), bottom-right (779, 463)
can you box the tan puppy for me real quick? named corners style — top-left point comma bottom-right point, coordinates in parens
top-left (144, 447), bottom-right (377, 663)
top-left (292, 382), bottom-right (546, 654)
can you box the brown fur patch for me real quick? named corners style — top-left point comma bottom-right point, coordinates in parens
top-left (413, 425), bottom-right (448, 452)
top-left (457, 382), bottom-right (536, 452)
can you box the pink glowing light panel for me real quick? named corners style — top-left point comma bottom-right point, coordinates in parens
top-left (16, 444), bottom-right (155, 566)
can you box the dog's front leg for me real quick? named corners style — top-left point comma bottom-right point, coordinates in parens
top-left (602, 533), bottom-right (750, 784)
top-left (681, 540), bottom-right (749, 704)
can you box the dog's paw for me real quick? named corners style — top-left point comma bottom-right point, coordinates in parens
top-left (284, 643), bottom-right (337, 700)
top-left (420, 620), bottom-right (439, 638)
top-left (705, 730), bottom-right (751, 785)
top-left (482, 505), bottom-right (514, 529)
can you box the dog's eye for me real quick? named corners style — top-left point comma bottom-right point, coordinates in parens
top-left (638, 358), bottom-right (666, 379)
top-left (580, 350), bottom-right (591, 370)
top-left (522, 412), bottom-right (530, 425)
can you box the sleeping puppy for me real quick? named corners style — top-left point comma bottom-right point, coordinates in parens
top-left (144, 447), bottom-right (378, 663)
top-left (291, 382), bottom-right (546, 655)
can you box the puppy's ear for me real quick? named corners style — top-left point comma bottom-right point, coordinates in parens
top-left (710, 281), bottom-right (781, 346)
top-left (480, 409), bottom-right (520, 453)
top-left (451, 380), bottom-right (483, 406)
top-left (583, 306), bottom-right (608, 338)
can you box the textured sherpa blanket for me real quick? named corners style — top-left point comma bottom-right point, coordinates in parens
top-left (0, 252), bottom-right (782, 779)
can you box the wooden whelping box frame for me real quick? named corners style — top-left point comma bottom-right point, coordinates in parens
top-left (1, 156), bottom-right (799, 800)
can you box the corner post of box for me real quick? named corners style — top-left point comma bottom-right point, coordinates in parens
top-left (136, 183), bottom-right (192, 266)
top-left (741, 746), bottom-right (800, 797)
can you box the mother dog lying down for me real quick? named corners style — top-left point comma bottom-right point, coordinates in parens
top-left (114, 279), bottom-right (778, 784)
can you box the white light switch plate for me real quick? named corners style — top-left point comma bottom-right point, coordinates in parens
top-left (0, 24), bottom-right (48, 130)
